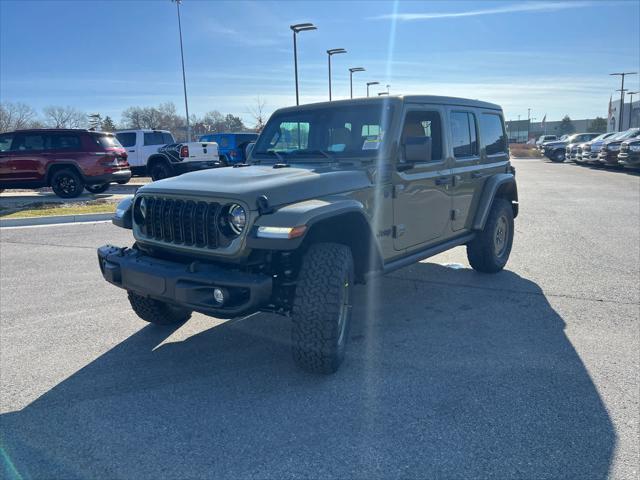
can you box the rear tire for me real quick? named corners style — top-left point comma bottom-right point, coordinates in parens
top-left (291, 243), bottom-right (354, 374)
top-left (127, 291), bottom-right (192, 325)
top-left (467, 198), bottom-right (514, 273)
top-left (50, 169), bottom-right (84, 198)
top-left (550, 149), bottom-right (565, 163)
top-left (85, 183), bottom-right (110, 194)
top-left (149, 161), bottom-right (172, 181)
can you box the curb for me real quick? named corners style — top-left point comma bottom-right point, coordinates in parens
top-left (0, 212), bottom-right (113, 228)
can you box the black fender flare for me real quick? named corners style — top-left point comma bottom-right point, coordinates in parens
top-left (45, 161), bottom-right (83, 183)
top-left (472, 173), bottom-right (518, 230)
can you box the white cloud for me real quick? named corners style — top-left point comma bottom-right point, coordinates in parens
top-left (369, 1), bottom-right (593, 21)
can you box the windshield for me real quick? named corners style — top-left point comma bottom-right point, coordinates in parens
top-left (615, 128), bottom-right (640, 140)
top-left (253, 103), bottom-right (395, 161)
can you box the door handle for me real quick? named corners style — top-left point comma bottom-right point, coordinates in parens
top-left (128, 149), bottom-right (136, 153)
top-left (435, 177), bottom-right (452, 185)
top-left (471, 172), bottom-right (485, 179)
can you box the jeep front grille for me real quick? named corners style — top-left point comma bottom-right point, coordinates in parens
top-left (142, 196), bottom-right (221, 249)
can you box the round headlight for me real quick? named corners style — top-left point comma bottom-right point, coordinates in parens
top-left (227, 204), bottom-right (246, 235)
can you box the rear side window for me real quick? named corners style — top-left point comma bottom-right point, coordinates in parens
top-left (480, 113), bottom-right (507, 155)
top-left (12, 134), bottom-right (46, 151)
top-left (0, 134), bottom-right (14, 152)
top-left (144, 132), bottom-right (171, 146)
top-left (450, 111), bottom-right (478, 158)
top-left (50, 134), bottom-right (82, 150)
top-left (116, 132), bottom-right (136, 148)
top-left (93, 134), bottom-right (123, 149)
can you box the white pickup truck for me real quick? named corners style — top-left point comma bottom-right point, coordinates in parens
top-left (115, 129), bottom-right (220, 181)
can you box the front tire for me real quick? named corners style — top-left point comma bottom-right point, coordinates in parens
top-left (50, 169), bottom-right (84, 198)
top-left (291, 243), bottom-right (354, 374)
top-left (127, 291), bottom-right (192, 325)
top-left (467, 198), bottom-right (514, 273)
top-left (551, 149), bottom-right (565, 163)
top-left (85, 183), bottom-right (110, 194)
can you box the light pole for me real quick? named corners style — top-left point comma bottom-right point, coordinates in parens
top-left (290, 23), bottom-right (317, 106)
top-left (628, 91), bottom-right (638, 128)
top-left (527, 107), bottom-right (531, 141)
top-left (610, 72), bottom-right (637, 131)
top-left (366, 81), bottom-right (379, 97)
top-left (349, 67), bottom-right (365, 99)
top-left (172, 0), bottom-right (190, 141)
top-left (327, 48), bottom-right (346, 101)
top-left (386, 84), bottom-right (390, 94)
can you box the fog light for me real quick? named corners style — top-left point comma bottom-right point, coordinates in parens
top-left (213, 287), bottom-right (226, 305)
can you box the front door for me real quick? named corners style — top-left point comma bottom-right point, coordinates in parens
top-left (393, 107), bottom-right (452, 251)
top-left (6, 132), bottom-right (47, 182)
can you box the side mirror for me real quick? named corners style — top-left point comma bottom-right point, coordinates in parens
top-left (245, 142), bottom-right (256, 160)
top-left (403, 136), bottom-right (432, 164)
top-left (113, 196), bottom-right (133, 229)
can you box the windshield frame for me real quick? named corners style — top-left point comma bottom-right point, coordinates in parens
top-left (252, 100), bottom-right (398, 163)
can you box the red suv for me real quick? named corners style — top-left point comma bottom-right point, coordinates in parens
top-left (0, 129), bottom-right (131, 198)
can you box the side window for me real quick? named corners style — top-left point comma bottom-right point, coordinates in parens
top-left (162, 133), bottom-right (175, 144)
top-left (144, 132), bottom-right (166, 146)
top-left (50, 134), bottom-right (81, 150)
top-left (219, 137), bottom-right (230, 148)
top-left (0, 134), bottom-right (14, 152)
top-left (401, 110), bottom-right (443, 162)
top-left (450, 111), bottom-right (478, 158)
top-left (12, 134), bottom-right (46, 151)
top-left (480, 113), bottom-right (507, 155)
top-left (116, 132), bottom-right (136, 148)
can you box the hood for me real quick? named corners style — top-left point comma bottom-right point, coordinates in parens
top-left (137, 164), bottom-right (372, 210)
top-left (543, 141), bottom-right (566, 147)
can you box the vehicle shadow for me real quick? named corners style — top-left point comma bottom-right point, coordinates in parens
top-left (1, 264), bottom-right (614, 479)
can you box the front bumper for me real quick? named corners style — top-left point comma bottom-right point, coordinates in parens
top-left (598, 152), bottom-right (620, 166)
top-left (97, 245), bottom-right (272, 318)
top-left (618, 152), bottom-right (640, 167)
top-left (173, 160), bottom-right (222, 174)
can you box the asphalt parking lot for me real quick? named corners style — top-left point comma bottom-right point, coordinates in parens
top-left (1, 159), bottom-right (638, 479)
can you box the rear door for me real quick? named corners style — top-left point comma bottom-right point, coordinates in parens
top-left (116, 132), bottom-right (139, 167)
top-left (142, 131), bottom-right (173, 164)
top-left (448, 109), bottom-right (481, 231)
top-left (393, 105), bottom-right (452, 251)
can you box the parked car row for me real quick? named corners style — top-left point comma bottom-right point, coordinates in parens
top-left (538, 128), bottom-right (640, 168)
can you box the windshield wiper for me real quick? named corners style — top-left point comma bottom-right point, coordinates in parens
top-left (291, 149), bottom-right (336, 162)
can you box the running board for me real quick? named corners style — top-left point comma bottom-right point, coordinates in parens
top-left (373, 233), bottom-right (476, 276)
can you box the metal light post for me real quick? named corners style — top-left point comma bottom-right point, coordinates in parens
top-left (527, 107), bottom-right (531, 142)
top-left (628, 91), bottom-right (638, 128)
top-left (366, 81), bottom-right (379, 97)
top-left (290, 23), bottom-right (317, 106)
top-left (327, 48), bottom-right (347, 101)
top-left (610, 72), bottom-right (637, 131)
top-left (172, 0), bottom-right (191, 141)
top-left (348, 67), bottom-right (365, 99)
top-left (386, 84), bottom-right (390, 94)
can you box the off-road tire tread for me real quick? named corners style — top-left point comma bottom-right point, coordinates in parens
top-left (467, 198), bottom-right (514, 273)
top-left (291, 243), bottom-right (353, 374)
top-left (127, 291), bottom-right (191, 325)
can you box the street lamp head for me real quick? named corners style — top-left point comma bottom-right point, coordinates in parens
top-left (290, 23), bottom-right (317, 33)
top-left (327, 48), bottom-right (347, 55)
top-left (366, 81), bottom-right (380, 87)
top-left (378, 92), bottom-right (389, 96)
top-left (349, 67), bottom-right (365, 73)
top-left (610, 72), bottom-right (638, 76)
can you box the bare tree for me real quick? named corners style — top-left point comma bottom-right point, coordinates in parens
top-left (0, 102), bottom-right (38, 132)
top-left (248, 97), bottom-right (267, 132)
top-left (43, 105), bottom-right (87, 128)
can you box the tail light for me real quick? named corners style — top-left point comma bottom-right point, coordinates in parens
top-left (180, 145), bottom-right (189, 158)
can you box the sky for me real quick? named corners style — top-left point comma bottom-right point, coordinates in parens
top-left (1, 0), bottom-right (639, 127)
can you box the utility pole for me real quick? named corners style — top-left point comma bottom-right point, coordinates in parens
top-left (172, 0), bottom-right (190, 141)
top-left (610, 72), bottom-right (637, 132)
